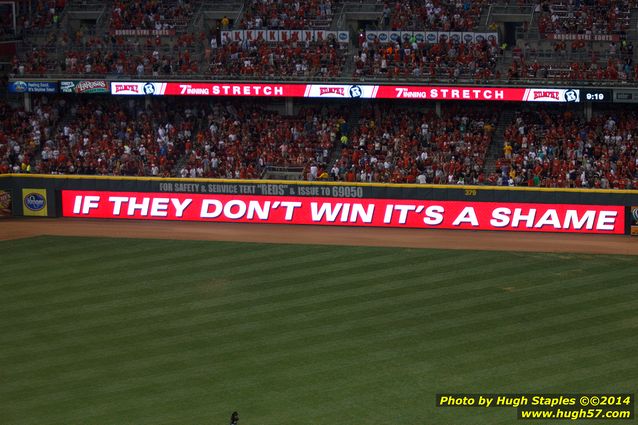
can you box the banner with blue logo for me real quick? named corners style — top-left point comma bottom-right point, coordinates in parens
top-left (22, 188), bottom-right (48, 216)
top-left (9, 81), bottom-right (58, 93)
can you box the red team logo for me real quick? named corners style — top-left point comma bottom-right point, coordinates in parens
top-left (114, 84), bottom-right (139, 93)
top-left (533, 91), bottom-right (560, 100)
top-left (319, 87), bottom-right (345, 96)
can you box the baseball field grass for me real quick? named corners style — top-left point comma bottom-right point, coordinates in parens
top-left (1, 235), bottom-right (636, 425)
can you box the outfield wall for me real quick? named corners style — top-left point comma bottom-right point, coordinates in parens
top-left (2, 174), bottom-right (638, 235)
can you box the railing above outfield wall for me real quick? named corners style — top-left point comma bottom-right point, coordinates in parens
top-left (2, 175), bottom-right (637, 235)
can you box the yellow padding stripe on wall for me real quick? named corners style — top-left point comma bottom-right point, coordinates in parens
top-left (1, 173), bottom-right (637, 195)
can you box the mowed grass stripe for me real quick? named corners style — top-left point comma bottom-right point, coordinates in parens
top-left (5, 293), bottom-right (636, 403)
top-left (429, 297), bottom-right (638, 370)
top-left (85, 296), bottom-right (638, 397)
top-left (4, 237), bottom-right (388, 305)
top-left (1, 256), bottom-right (634, 376)
top-left (0, 249), bottom-right (499, 346)
top-left (242, 343), bottom-right (638, 416)
top-left (0, 242), bottom-right (368, 335)
top-left (3, 274), bottom-right (636, 394)
top-left (3, 262), bottom-right (636, 394)
top-left (0, 247), bottom-right (461, 343)
top-left (0, 236), bottom-right (132, 275)
top-left (0, 238), bottom-right (311, 302)
top-left (0, 237), bottom-right (222, 290)
top-left (434, 322), bottom-right (638, 383)
top-left (0, 250), bottom-right (552, 366)
top-left (487, 354), bottom-right (638, 393)
top-left (19, 336), bottom-right (637, 425)
top-left (122, 264), bottom-right (638, 356)
top-left (0, 240), bottom-right (431, 313)
top-left (0, 254), bottom-right (510, 381)
top-left (1, 237), bottom-right (636, 425)
top-left (1, 352), bottom-right (636, 418)
top-left (208, 319), bottom-right (638, 395)
top-left (551, 361), bottom-right (638, 392)
top-left (1, 242), bottom-right (616, 318)
top-left (164, 268), bottom-right (638, 367)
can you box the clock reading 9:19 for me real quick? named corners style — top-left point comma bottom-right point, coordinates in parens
top-left (583, 89), bottom-right (612, 102)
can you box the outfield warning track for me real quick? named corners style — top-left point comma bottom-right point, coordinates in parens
top-left (0, 218), bottom-right (636, 256)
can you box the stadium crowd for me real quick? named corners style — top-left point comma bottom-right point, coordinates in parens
top-left (180, 103), bottom-right (348, 179)
top-left (329, 104), bottom-right (498, 184)
top-left (13, 0), bottom-right (66, 35)
top-left (537, 0), bottom-right (633, 36)
top-left (8, 0), bottom-right (637, 84)
top-left (0, 98), bottom-right (62, 175)
top-left (353, 36), bottom-right (500, 80)
top-left (507, 55), bottom-right (636, 81)
top-left (493, 109), bottom-right (638, 189)
top-left (381, 0), bottom-right (486, 31)
top-left (11, 45), bottom-right (195, 77)
top-left (1, 97), bottom-right (189, 176)
top-left (507, 38), bottom-right (636, 82)
top-left (4, 0), bottom-right (638, 189)
top-left (209, 38), bottom-right (345, 78)
top-left (11, 24), bottom-right (204, 77)
top-left (109, 0), bottom-right (195, 31)
top-left (0, 97), bottom-right (351, 179)
top-left (2, 98), bottom-right (638, 189)
top-left (239, 0), bottom-right (335, 29)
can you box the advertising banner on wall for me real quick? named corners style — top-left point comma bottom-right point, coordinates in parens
top-left (22, 188), bottom-right (48, 217)
top-left (61, 190), bottom-right (625, 234)
top-left (8, 81), bottom-right (57, 93)
top-left (0, 190), bottom-right (11, 218)
top-left (220, 30), bottom-right (348, 44)
top-left (110, 82), bottom-right (582, 102)
top-left (365, 31), bottom-right (498, 44)
top-left (545, 33), bottom-right (620, 42)
top-left (111, 29), bottom-right (176, 36)
top-left (60, 80), bottom-right (110, 94)
top-left (631, 206), bottom-right (638, 236)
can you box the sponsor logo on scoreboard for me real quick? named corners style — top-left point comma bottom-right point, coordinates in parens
top-left (113, 83), bottom-right (142, 94)
top-left (319, 87), bottom-right (345, 96)
top-left (524, 88), bottom-right (580, 102)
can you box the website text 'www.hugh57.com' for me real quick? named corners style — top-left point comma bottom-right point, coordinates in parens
top-left (436, 394), bottom-right (634, 421)
top-left (519, 407), bottom-right (632, 420)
